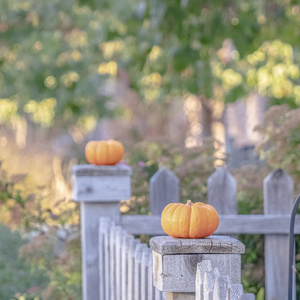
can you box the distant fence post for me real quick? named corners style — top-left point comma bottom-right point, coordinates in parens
top-left (72, 164), bottom-right (131, 300)
top-left (150, 166), bottom-right (180, 215)
top-left (263, 169), bottom-right (295, 300)
top-left (150, 235), bottom-right (245, 300)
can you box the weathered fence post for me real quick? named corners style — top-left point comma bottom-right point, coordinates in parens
top-left (263, 169), bottom-right (295, 300)
top-left (150, 235), bottom-right (245, 300)
top-left (72, 164), bottom-right (131, 300)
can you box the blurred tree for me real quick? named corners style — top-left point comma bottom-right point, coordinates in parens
top-left (0, 0), bottom-right (300, 133)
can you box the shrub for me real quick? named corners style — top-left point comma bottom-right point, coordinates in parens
top-left (0, 224), bottom-right (48, 299)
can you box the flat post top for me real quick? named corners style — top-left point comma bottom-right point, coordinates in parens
top-left (72, 164), bottom-right (132, 202)
top-left (150, 235), bottom-right (245, 255)
top-left (72, 164), bottom-right (132, 177)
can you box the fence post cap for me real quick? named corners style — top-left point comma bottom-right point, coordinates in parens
top-left (72, 164), bottom-right (132, 177)
top-left (150, 235), bottom-right (245, 255)
top-left (72, 164), bottom-right (132, 202)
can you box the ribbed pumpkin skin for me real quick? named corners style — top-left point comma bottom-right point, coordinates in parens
top-left (161, 201), bottom-right (219, 239)
top-left (85, 140), bottom-right (124, 165)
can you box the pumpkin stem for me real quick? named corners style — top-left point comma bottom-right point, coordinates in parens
top-left (186, 200), bottom-right (192, 207)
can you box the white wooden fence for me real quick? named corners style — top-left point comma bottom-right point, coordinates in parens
top-left (72, 164), bottom-right (297, 300)
top-left (99, 216), bottom-right (163, 300)
top-left (98, 218), bottom-right (254, 300)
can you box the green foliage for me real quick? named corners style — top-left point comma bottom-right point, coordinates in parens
top-left (0, 168), bottom-right (52, 230)
top-left (18, 230), bottom-right (81, 300)
top-left (0, 0), bottom-right (122, 129)
top-left (0, 158), bottom-right (80, 299)
top-left (253, 105), bottom-right (300, 297)
top-left (232, 106), bottom-right (300, 296)
top-left (0, 169), bottom-right (26, 208)
top-left (122, 138), bottom-right (225, 215)
top-left (1, 0), bottom-right (300, 134)
top-left (0, 224), bottom-right (48, 299)
top-left (49, 237), bottom-right (82, 299)
top-left (255, 105), bottom-right (300, 190)
top-left (215, 40), bottom-right (300, 106)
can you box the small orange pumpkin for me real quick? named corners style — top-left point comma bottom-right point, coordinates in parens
top-left (85, 139), bottom-right (124, 165)
top-left (161, 200), bottom-right (219, 239)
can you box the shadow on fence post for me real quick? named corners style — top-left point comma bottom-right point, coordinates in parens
top-left (263, 169), bottom-right (295, 300)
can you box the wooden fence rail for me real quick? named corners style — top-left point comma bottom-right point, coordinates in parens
top-left (120, 214), bottom-right (300, 235)
top-left (73, 164), bottom-right (297, 300)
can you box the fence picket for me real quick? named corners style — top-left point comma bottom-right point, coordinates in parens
top-left (229, 284), bottom-right (243, 300)
top-left (203, 271), bottom-right (215, 300)
top-left (264, 169), bottom-right (294, 300)
top-left (134, 243), bottom-right (147, 300)
top-left (116, 229), bottom-right (126, 300)
top-left (128, 238), bottom-right (140, 300)
top-left (154, 288), bottom-right (163, 300)
top-left (148, 252), bottom-right (164, 300)
top-left (150, 166), bottom-right (180, 215)
top-left (110, 225), bottom-right (121, 300)
top-left (122, 235), bottom-right (133, 300)
top-left (141, 247), bottom-right (151, 300)
top-left (196, 260), bottom-right (213, 300)
top-left (99, 217), bottom-right (111, 300)
top-left (207, 167), bottom-right (237, 215)
top-left (213, 276), bottom-right (230, 300)
top-left (196, 261), bottom-right (253, 300)
top-left (213, 268), bottom-right (220, 280)
top-left (104, 220), bottom-right (112, 300)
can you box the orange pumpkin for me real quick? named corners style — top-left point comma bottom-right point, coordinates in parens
top-left (161, 200), bottom-right (219, 239)
top-left (85, 139), bottom-right (124, 165)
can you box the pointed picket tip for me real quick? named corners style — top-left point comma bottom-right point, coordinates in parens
top-left (207, 166), bottom-right (236, 185)
top-left (150, 166), bottom-right (180, 215)
top-left (263, 168), bottom-right (293, 186)
top-left (263, 168), bottom-right (294, 214)
top-left (207, 166), bottom-right (237, 215)
top-left (150, 166), bottom-right (179, 185)
top-left (197, 260), bottom-right (213, 282)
